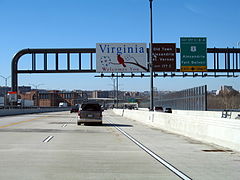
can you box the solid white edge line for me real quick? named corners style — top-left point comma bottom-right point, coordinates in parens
top-left (109, 120), bottom-right (192, 180)
top-left (43, 136), bottom-right (54, 143)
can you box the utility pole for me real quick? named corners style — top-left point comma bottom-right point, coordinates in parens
top-left (149, 0), bottom-right (154, 111)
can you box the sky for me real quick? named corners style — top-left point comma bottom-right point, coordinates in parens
top-left (0, 0), bottom-right (240, 92)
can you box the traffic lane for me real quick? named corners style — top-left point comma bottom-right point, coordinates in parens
top-left (0, 111), bottom-right (73, 128)
top-left (39, 127), bottom-right (178, 180)
top-left (0, 111), bottom-right (179, 180)
top-left (0, 113), bottom-right (46, 128)
top-left (107, 110), bottom-right (240, 180)
top-left (0, 112), bottom-right (75, 151)
top-left (0, 112), bottom-right (75, 143)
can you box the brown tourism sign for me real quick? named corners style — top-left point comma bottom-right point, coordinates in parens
top-left (152, 43), bottom-right (176, 72)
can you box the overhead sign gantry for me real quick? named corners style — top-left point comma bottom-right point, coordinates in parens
top-left (11, 45), bottom-right (240, 93)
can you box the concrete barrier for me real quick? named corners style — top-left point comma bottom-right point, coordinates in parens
top-left (0, 107), bottom-right (70, 117)
top-left (113, 109), bottom-right (240, 152)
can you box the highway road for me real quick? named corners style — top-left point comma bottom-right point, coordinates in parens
top-left (0, 110), bottom-right (240, 180)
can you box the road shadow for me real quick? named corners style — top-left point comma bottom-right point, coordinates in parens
top-left (49, 122), bottom-right (76, 124)
top-left (102, 123), bottom-right (133, 127)
top-left (82, 123), bottom-right (133, 127)
top-left (0, 128), bottom-right (106, 133)
top-left (48, 122), bottom-right (133, 127)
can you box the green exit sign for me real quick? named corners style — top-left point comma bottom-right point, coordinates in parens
top-left (180, 37), bottom-right (207, 72)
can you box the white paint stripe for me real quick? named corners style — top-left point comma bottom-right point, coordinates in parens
top-left (108, 120), bottom-right (192, 180)
top-left (43, 136), bottom-right (54, 143)
top-left (62, 124), bottom-right (67, 127)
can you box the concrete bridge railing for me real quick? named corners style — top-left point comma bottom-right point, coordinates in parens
top-left (113, 109), bottom-right (240, 152)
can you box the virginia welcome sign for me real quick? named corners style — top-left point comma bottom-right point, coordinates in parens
top-left (96, 43), bottom-right (147, 73)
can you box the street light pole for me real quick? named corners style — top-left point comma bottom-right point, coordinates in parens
top-left (149, 0), bottom-right (154, 111)
top-left (0, 75), bottom-right (11, 87)
top-left (0, 75), bottom-right (11, 106)
top-left (112, 78), bottom-right (116, 107)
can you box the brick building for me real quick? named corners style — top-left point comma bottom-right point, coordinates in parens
top-left (19, 90), bottom-right (87, 107)
top-left (19, 90), bottom-right (38, 106)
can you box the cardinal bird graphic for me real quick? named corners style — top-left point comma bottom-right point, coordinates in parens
top-left (117, 55), bottom-right (126, 67)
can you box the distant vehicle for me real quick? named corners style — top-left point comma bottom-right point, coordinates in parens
top-left (164, 108), bottom-right (172, 113)
top-left (154, 106), bottom-right (164, 112)
top-left (17, 99), bottom-right (34, 107)
top-left (59, 102), bottom-right (68, 107)
top-left (77, 103), bottom-right (103, 125)
top-left (70, 105), bottom-right (79, 113)
top-left (124, 103), bottom-right (138, 110)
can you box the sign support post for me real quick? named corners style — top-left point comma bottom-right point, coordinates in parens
top-left (149, 0), bottom-right (154, 111)
top-left (116, 73), bottom-right (119, 108)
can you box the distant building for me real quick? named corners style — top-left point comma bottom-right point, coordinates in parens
top-left (19, 86), bottom-right (31, 93)
top-left (143, 91), bottom-right (149, 95)
top-left (19, 90), bottom-right (87, 107)
top-left (221, 85), bottom-right (235, 92)
top-left (0, 86), bottom-right (32, 97)
top-left (17, 88), bottom-right (181, 107)
top-left (92, 91), bottom-right (112, 98)
top-left (0, 86), bottom-right (11, 96)
top-left (19, 90), bottom-right (38, 106)
top-left (124, 91), bottom-right (140, 97)
top-left (208, 90), bottom-right (218, 95)
top-left (219, 85), bottom-right (238, 95)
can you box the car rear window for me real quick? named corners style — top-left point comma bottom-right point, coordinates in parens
top-left (81, 104), bottom-right (101, 111)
